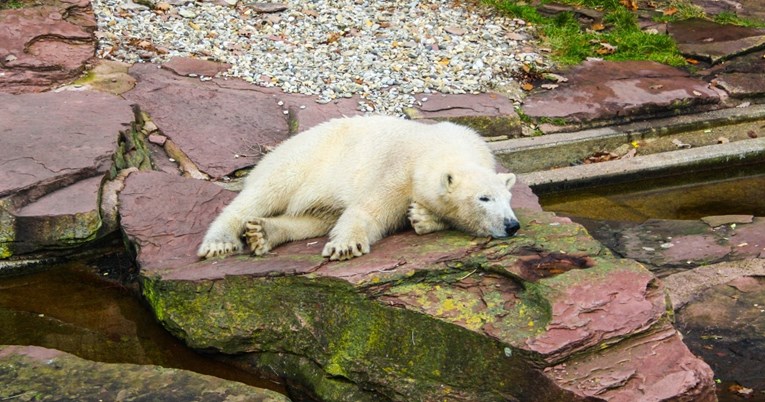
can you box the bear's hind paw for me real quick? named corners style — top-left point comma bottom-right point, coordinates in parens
top-left (322, 239), bottom-right (370, 261)
top-left (245, 219), bottom-right (272, 256)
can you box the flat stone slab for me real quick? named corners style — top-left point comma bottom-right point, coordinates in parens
top-left (124, 62), bottom-right (364, 179)
top-left (613, 217), bottom-right (765, 268)
top-left (0, 1), bottom-right (96, 94)
top-left (0, 345), bottom-right (289, 401)
top-left (119, 170), bottom-right (713, 401)
top-left (404, 92), bottom-right (522, 138)
top-left (706, 49), bottom-right (765, 99)
top-left (0, 90), bottom-right (134, 258)
top-left (522, 60), bottom-right (720, 124)
top-left (668, 18), bottom-right (765, 64)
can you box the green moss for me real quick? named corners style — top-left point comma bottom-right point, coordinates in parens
top-left (142, 273), bottom-right (576, 401)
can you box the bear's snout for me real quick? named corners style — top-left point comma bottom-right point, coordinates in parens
top-left (504, 218), bottom-right (520, 237)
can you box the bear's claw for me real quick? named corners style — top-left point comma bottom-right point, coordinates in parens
top-left (322, 239), bottom-right (370, 261)
top-left (197, 240), bottom-right (243, 259)
top-left (244, 219), bottom-right (272, 256)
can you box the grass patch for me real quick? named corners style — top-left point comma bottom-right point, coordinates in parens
top-left (483, 0), bottom-right (690, 67)
top-left (0, 0), bottom-right (25, 9)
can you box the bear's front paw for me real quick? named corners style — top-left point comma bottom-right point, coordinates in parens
top-left (322, 238), bottom-right (370, 261)
top-left (244, 218), bottom-right (272, 256)
top-left (197, 236), bottom-right (244, 259)
top-left (407, 202), bottom-right (449, 235)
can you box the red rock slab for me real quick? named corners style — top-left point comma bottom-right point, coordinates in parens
top-left (404, 92), bottom-right (522, 137)
top-left (547, 325), bottom-right (715, 402)
top-left (668, 18), bottom-right (765, 64)
top-left (124, 63), bottom-right (291, 179)
top-left (119, 170), bottom-right (542, 280)
top-left (0, 5), bottom-right (95, 94)
top-left (522, 60), bottom-right (719, 123)
top-left (161, 56), bottom-right (231, 77)
top-left (525, 261), bottom-right (667, 363)
top-left (0, 91), bottom-right (134, 199)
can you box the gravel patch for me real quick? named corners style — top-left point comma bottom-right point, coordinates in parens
top-left (92, 0), bottom-right (546, 114)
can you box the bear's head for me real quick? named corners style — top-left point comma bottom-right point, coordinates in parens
top-left (427, 168), bottom-right (521, 238)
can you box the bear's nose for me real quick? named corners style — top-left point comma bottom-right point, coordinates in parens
top-left (504, 218), bottom-right (520, 237)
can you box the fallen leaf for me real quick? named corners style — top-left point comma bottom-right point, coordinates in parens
top-left (693, 90), bottom-right (702, 96)
top-left (620, 0), bottom-right (638, 10)
top-left (729, 384), bottom-right (754, 397)
top-left (596, 42), bottom-right (617, 55)
top-left (521, 82), bottom-right (534, 91)
top-left (663, 7), bottom-right (678, 15)
top-left (672, 138), bottom-right (692, 149)
top-left (748, 130), bottom-right (758, 138)
top-left (621, 148), bottom-right (637, 159)
top-left (591, 22), bottom-right (606, 31)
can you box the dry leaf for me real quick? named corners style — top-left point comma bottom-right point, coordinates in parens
top-left (748, 130), bottom-right (758, 138)
top-left (596, 42), bottom-right (617, 55)
top-left (672, 138), bottom-right (692, 149)
top-left (686, 58), bottom-right (700, 65)
top-left (521, 82), bottom-right (534, 91)
top-left (663, 7), bottom-right (678, 15)
top-left (620, 0), bottom-right (638, 10)
top-left (591, 22), bottom-right (606, 31)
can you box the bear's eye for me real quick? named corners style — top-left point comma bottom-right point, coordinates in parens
top-left (478, 196), bottom-right (491, 202)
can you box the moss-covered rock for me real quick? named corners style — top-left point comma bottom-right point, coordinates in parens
top-left (120, 170), bottom-right (715, 401)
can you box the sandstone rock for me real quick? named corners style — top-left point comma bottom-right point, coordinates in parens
top-left (0, 2), bottom-right (95, 94)
top-left (404, 92), bottom-right (522, 138)
top-left (612, 218), bottom-right (765, 268)
top-left (668, 18), bottom-right (765, 64)
top-left (0, 91), bottom-right (134, 259)
top-left (120, 170), bottom-right (713, 401)
top-left (0, 345), bottom-right (289, 401)
top-left (669, 259), bottom-right (765, 401)
top-left (125, 63), bottom-right (291, 179)
top-left (161, 56), bottom-right (231, 77)
top-left (522, 60), bottom-right (720, 124)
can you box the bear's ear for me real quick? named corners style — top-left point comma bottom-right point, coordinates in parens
top-left (499, 173), bottom-right (516, 190)
top-left (441, 172), bottom-right (455, 193)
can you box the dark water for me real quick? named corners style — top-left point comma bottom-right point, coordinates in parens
top-left (0, 252), bottom-right (285, 395)
top-left (539, 164), bottom-right (765, 222)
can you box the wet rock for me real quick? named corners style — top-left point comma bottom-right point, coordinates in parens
top-left (161, 56), bottom-right (231, 77)
top-left (125, 63), bottom-right (291, 179)
top-left (0, 2), bottom-right (95, 94)
top-left (612, 217), bottom-right (765, 269)
top-left (706, 50), bottom-right (765, 99)
top-left (668, 18), bottom-right (765, 64)
top-left (0, 91), bottom-right (134, 259)
top-left (668, 259), bottom-right (765, 400)
top-left (120, 170), bottom-right (713, 401)
top-left (404, 93), bottom-right (522, 138)
top-left (522, 60), bottom-right (720, 124)
top-left (690, 0), bottom-right (765, 22)
top-left (0, 345), bottom-right (289, 401)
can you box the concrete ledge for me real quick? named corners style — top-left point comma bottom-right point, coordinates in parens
top-left (520, 137), bottom-right (765, 192)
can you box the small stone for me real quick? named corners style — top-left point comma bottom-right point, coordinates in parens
top-left (245, 2), bottom-right (287, 13)
top-left (178, 8), bottom-right (196, 18)
top-left (445, 26), bottom-right (466, 36)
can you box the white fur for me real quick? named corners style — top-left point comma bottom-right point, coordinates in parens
top-left (197, 116), bottom-right (520, 261)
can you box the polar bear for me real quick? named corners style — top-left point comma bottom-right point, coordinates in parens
top-left (197, 116), bottom-right (520, 261)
